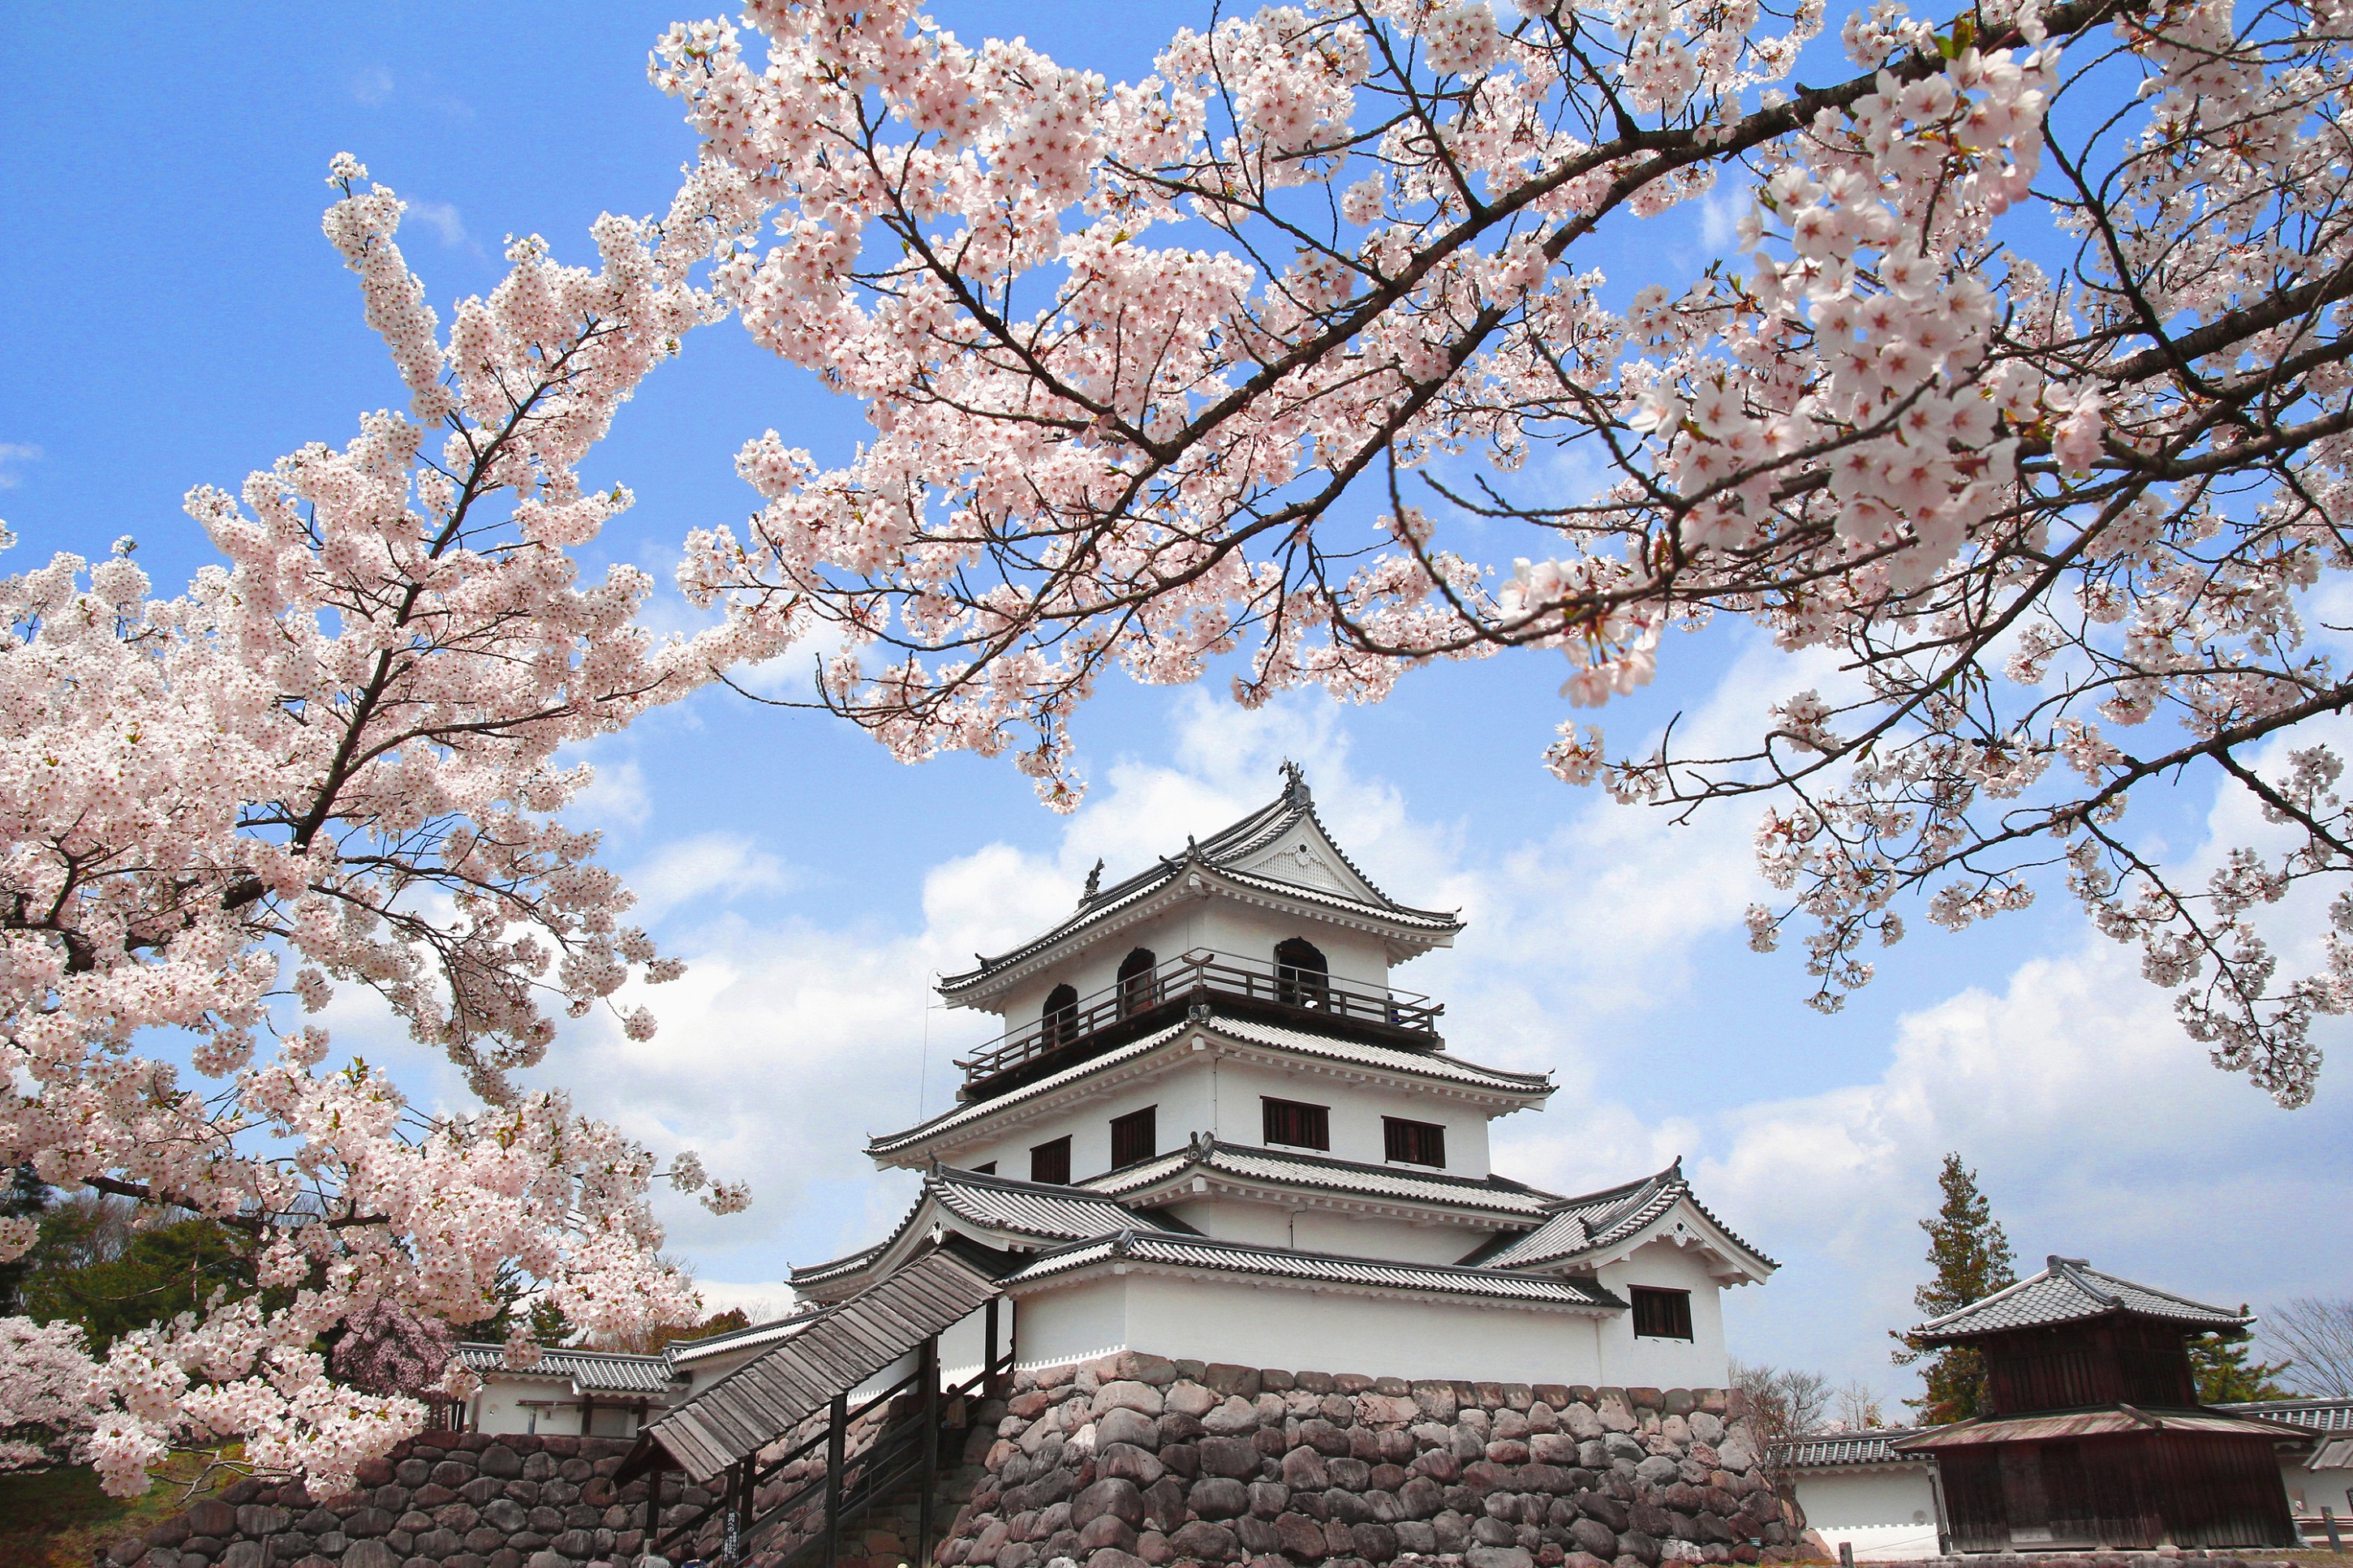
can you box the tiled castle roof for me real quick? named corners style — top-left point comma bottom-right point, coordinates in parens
top-left (1469, 1158), bottom-right (1777, 1274)
top-left (1002, 1229), bottom-right (1627, 1309)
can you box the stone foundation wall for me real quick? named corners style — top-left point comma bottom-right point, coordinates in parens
top-left (101, 1356), bottom-right (1805, 1568)
top-left (100, 1434), bottom-right (673, 1568)
top-left (944, 1351), bottom-right (1803, 1568)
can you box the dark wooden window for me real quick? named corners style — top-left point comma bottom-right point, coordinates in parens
top-left (1262, 1097), bottom-right (1330, 1150)
top-left (1631, 1286), bottom-right (1694, 1339)
top-left (1383, 1117), bottom-right (1446, 1167)
top-left (1117, 947), bottom-right (1158, 1016)
top-left (1030, 1136), bottom-right (1071, 1185)
top-left (970, 1162), bottom-right (996, 1175)
top-left (1110, 1106), bottom-right (1157, 1168)
top-left (1274, 937), bottom-right (1329, 1007)
top-left (1041, 983), bottom-right (1079, 1048)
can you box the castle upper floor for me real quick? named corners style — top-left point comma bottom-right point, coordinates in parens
top-left (940, 767), bottom-right (1465, 1104)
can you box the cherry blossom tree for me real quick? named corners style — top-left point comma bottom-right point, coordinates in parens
top-left (0, 156), bottom-right (781, 1495)
top-left (656, 0), bottom-right (2353, 1107)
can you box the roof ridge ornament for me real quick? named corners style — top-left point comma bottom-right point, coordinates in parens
top-left (1082, 858), bottom-right (1103, 904)
top-left (1281, 758), bottom-right (1310, 804)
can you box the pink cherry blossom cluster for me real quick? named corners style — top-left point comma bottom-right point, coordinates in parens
top-left (0, 157), bottom-right (768, 1494)
top-left (657, 0), bottom-right (2353, 1104)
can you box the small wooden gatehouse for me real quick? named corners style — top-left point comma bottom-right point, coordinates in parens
top-left (1896, 1256), bottom-right (2304, 1551)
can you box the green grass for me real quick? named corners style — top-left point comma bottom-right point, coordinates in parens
top-left (0, 1451), bottom-right (233, 1568)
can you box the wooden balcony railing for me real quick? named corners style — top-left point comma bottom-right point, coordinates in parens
top-left (953, 947), bottom-right (1439, 1090)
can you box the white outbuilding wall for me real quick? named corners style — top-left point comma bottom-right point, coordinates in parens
top-left (1788, 1466), bottom-right (1942, 1562)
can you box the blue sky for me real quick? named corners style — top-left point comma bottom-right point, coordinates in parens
top-left (3, 2), bottom-right (2345, 1407)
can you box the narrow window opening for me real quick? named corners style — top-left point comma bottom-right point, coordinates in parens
top-left (1041, 982), bottom-right (1079, 1049)
top-left (1274, 938), bottom-right (1329, 1008)
top-left (1630, 1286), bottom-right (1694, 1339)
top-left (1117, 947), bottom-right (1158, 1016)
top-left (1110, 1106), bottom-right (1157, 1168)
top-left (1262, 1096), bottom-right (1331, 1151)
top-left (1029, 1136), bottom-right (1071, 1186)
top-left (1383, 1117), bottom-right (1447, 1168)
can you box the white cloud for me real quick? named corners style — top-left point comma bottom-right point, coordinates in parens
top-left (0, 441), bottom-right (41, 490)
top-left (351, 67), bottom-right (394, 105)
top-left (407, 200), bottom-right (467, 248)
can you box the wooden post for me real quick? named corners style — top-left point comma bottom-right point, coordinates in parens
top-left (983, 1296), bottom-right (1001, 1393)
top-left (1839, 1540), bottom-right (1854, 1568)
top-left (2324, 1506), bottom-right (2342, 1553)
top-left (721, 1458), bottom-right (744, 1566)
top-left (918, 1334), bottom-right (940, 1568)
top-left (823, 1390), bottom-right (847, 1566)
top-left (580, 1391), bottom-right (595, 1438)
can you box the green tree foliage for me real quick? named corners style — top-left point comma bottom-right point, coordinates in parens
top-left (0, 1166), bottom-right (44, 1313)
top-left (19, 1194), bottom-right (255, 1355)
top-left (1891, 1153), bottom-right (2019, 1424)
top-left (2189, 1310), bottom-right (2295, 1403)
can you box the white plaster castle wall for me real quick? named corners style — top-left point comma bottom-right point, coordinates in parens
top-left (1009, 1269), bottom-right (1617, 1385)
top-left (1155, 1198), bottom-right (1484, 1265)
top-left (1789, 1469), bottom-right (1942, 1561)
top-left (1203, 1055), bottom-right (1497, 1177)
top-left (469, 1377), bottom-right (656, 1438)
top-left (1288, 1209), bottom-right (1489, 1265)
top-left (953, 1063), bottom-right (1215, 1179)
top-left (932, 1043), bottom-right (1499, 1192)
top-left (1593, 1239), bottom-right (1731, 1387)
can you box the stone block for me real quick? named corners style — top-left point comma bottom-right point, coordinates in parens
top-left (1096, 1441), bottom-right (1165, 1485)
top-left (1159, 1442), bottom-right (1199, 1480)
top-left (1163, 1380), bottom-right (1217, 1417)
top-left (1191, 1476), bottom-right (1250, 1519)
top-left (1203, 1396), bottom-right (1262, 1435)
top-left (1094, 1380), bottom-right (1164, 1418)
top-left (1141, 1476), bottom-right (1187, 1531)
top-left (1199, 1436), bottom-right (1260, 1478)
top-left (148, 1519), bottom-right (194, 1549)
top-left (1297, 1418), bottom-right (1351, 1457)
top-left (343, 1544), bottom-right (400, 1568)
top-left (1356, 1393), bottom-right (1417, 1427)
top-left (1202, 1364), bottom-right (1261, 1398)
top-left (1095, 1407), bottom-right (1158, 1450)
top-left (1153, 1410), bottom-right (1204, 1445)
top-left (1468, 1547), bottom-right (1536, 1568)
top-left (1073, 1477), bottom-right (1146, 1530)
top-left (1292, 1370), bottom-right (1334, 1394)
top-left (478, 1445), bottom-right (523, 1480)
top-left (186, 1503), bottom-right (239, 1538)
top-left (1168, 1519), bottom-right (1241, 1562)
top-left (1078, 1514), bottom-right (1139, 1553)
top-left (1275, 1512), bottom-right (1326, 1561)
top-left (1618, 1528), bottom-right (1663, 1566)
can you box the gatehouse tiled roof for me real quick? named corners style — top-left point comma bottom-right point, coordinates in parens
top-left (938, 775), bottom-right (1461, 995)
top-left (1911, 1256), bottom-right (2251, 1342)
top-left (2217, 1397), bottom-right (2353, 1433)
top-left (455, 1342), bottom-right (682, 1394)
top-left (1086, 1136), bottom-right (1562, 1220)
top-left (1770, 1429), bottom-right (1933, 1467)
top-left (1004, 1229), bottom-right (1627, 1309)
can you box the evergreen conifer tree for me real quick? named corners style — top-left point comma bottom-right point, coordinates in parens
top-left (1891, 1153), bottom-right (2018, 1423)
top-left (2188, 1311), bottom-right (2295, 1403)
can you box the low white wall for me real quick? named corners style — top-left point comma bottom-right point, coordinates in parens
top-left (1790, 1466), bottom-right (1941, 1559)
top-left (2283, 1456), bottom-right (2353, 1516)
top-left (1011, 1268), bottom-right (1612, 1385)
top-left (470, 1377), bottom-right (656, 1437)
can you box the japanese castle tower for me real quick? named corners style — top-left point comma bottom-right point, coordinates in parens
top-left (793, 767), bottom-right (1774, 1387)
